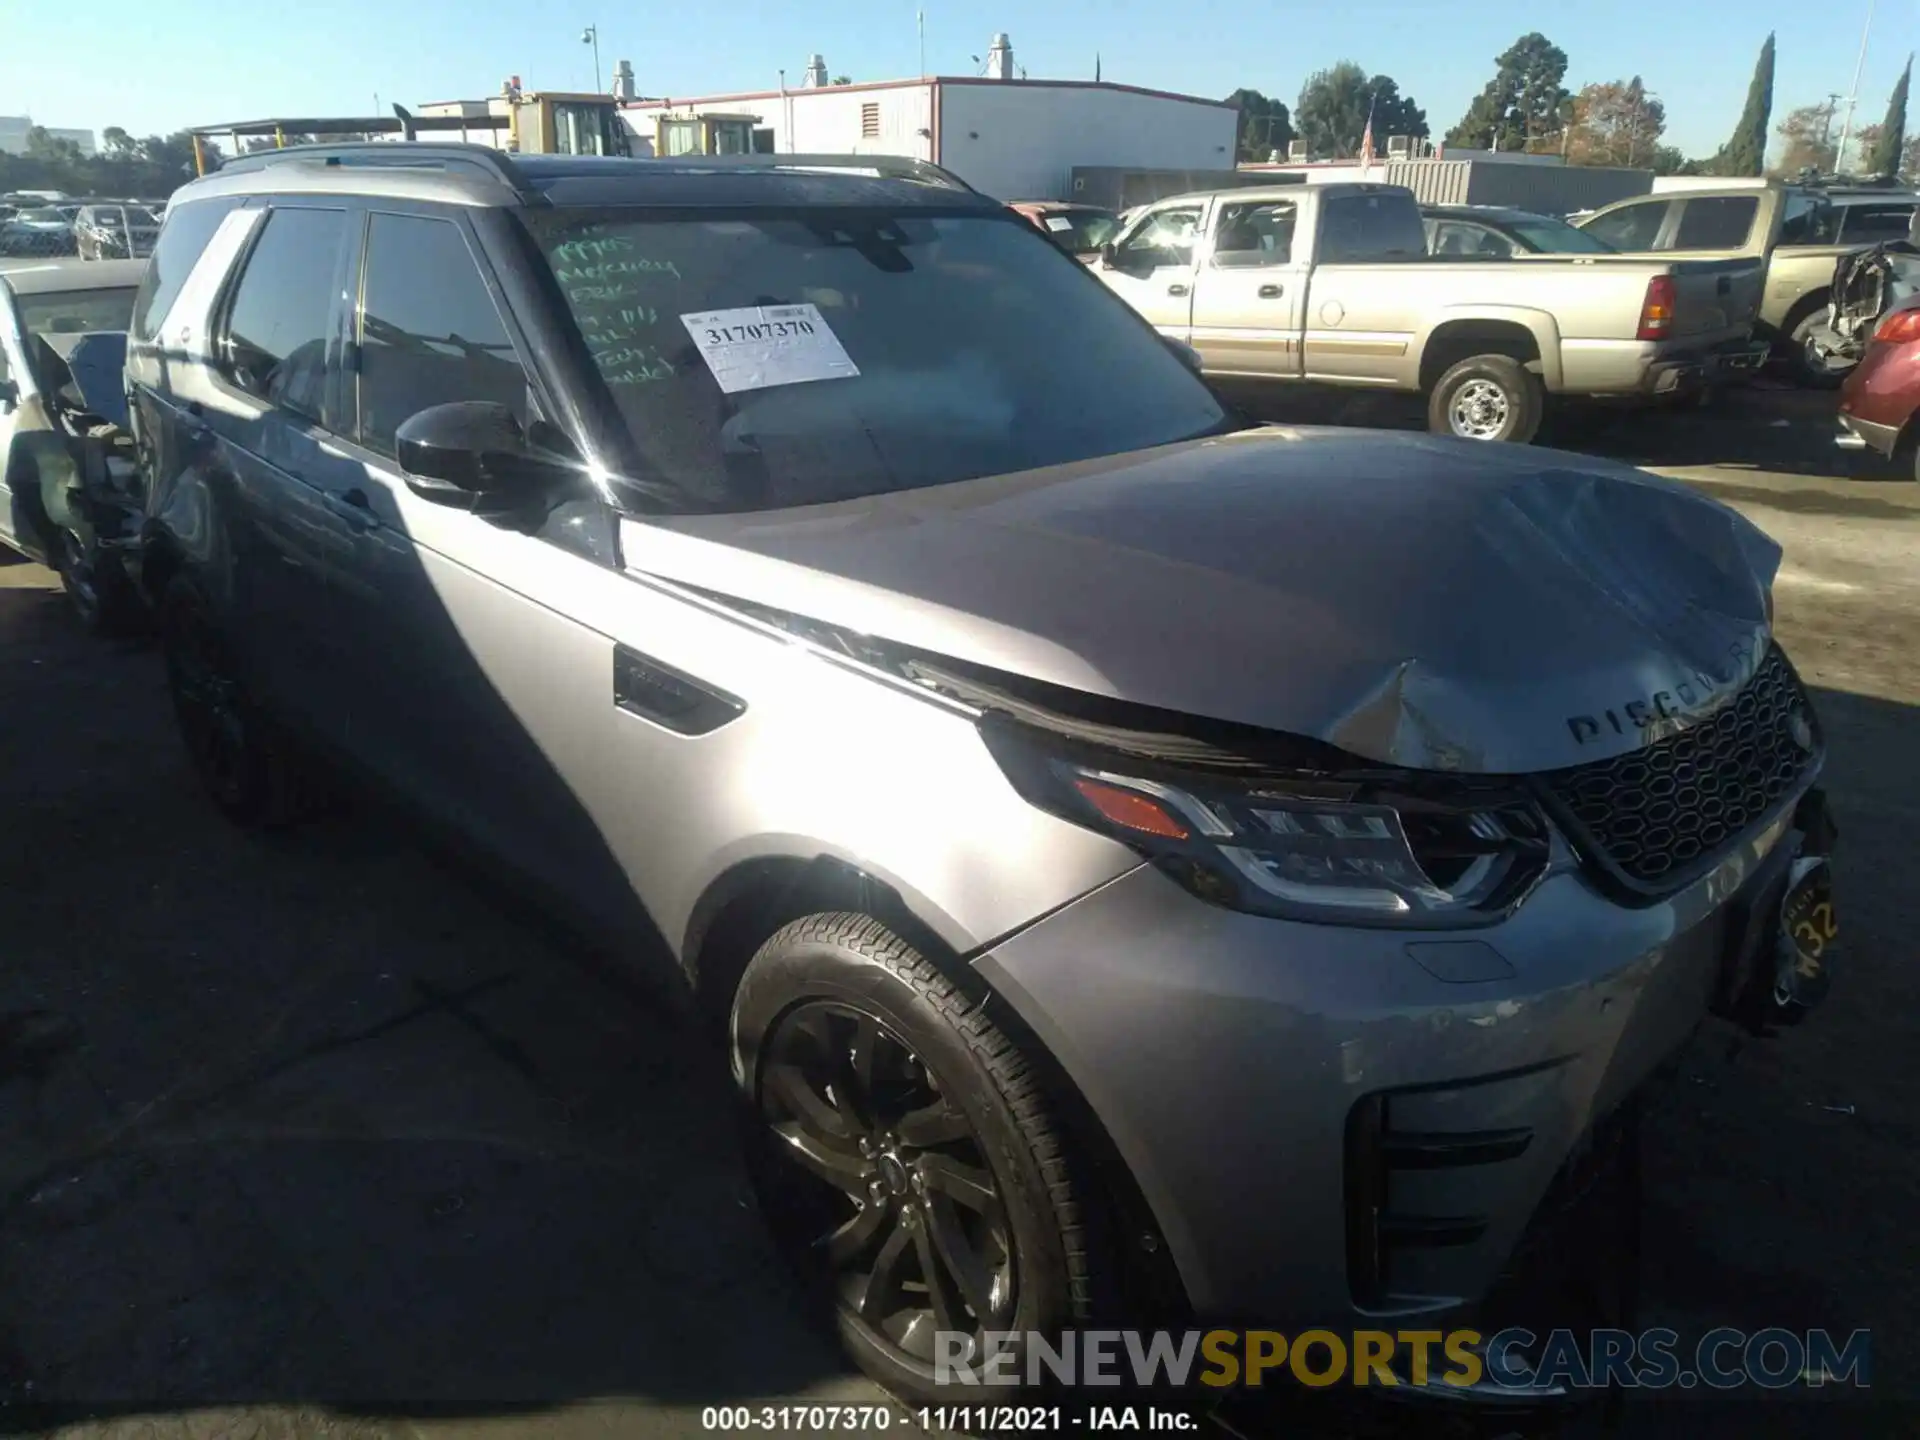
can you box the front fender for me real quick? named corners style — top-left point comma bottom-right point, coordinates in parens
top-left (1417, 305), bottom-right (1566, 391)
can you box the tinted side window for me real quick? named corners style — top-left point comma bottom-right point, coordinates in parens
top-left (1316, 193), bottom-right (1427, 263)
top-left (132, 196), bottom-right (239, 341)
top-left (355, 213), bottom-right (530, 456)
top-left (1838, 205), bottom-right (1916, 243)
top-left (219, 207), bottom-right (346, 420)
top-left (1582, 200), bottom-right (1670, 251)
top-left (1673, 196), bottom-right (1759, 249)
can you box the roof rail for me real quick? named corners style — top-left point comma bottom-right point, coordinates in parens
top-left (214, 142), bottom-right (532, 196)
top-left (648, 152), bottom-right (979, 193)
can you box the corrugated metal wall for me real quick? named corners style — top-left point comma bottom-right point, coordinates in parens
top-left (1377, 159), bottom-right (1653, 215)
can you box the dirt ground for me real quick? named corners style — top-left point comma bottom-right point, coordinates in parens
top-left (1, 384), bottom-right (1916, 1439)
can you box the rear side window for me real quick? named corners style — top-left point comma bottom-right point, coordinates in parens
top-left (1316, 192), bottom-right (1427, 263)
top-left (131, 196), bottom-right (239, 341)
top-left (1837, 205), bottom-right (1916, 244)
top-left (354, 212), bottom-right (531, 456)
top-left (1673, 196), bottom-right (1759, 249)
top-left (1582, 200), bottom-right (1669, 251)
top-left (219, 207), bottom-right (347, 421)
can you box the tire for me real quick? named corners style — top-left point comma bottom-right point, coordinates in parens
top-left (52, 528), bottom-right (139, 637)
top-left (158, 576), bottom-right (313, 827)
top-left (1787, 308), bottom-right (1855, 389)
top-left (1427, 354), bottom-right (1545, 443)
top-left (731, 913), bottom-right (1101, 1408)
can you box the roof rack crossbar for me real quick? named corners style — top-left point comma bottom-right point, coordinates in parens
top-left (215, 142), bottom-right (532, 197)
top-left (645, 152), bottom-right (979, 193)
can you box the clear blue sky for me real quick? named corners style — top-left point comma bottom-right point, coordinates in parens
top-left (7, 0), bottom-right (1914, 159)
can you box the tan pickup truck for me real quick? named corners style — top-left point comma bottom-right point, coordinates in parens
top-left (1095, 183), bottom-right (1767, 443)
top-left (1573, 182), bottom-right (1920, 386)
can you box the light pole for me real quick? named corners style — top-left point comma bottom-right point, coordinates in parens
top-left (582, 25), bottom-right (602, 94)
top-left (1836, 0), bottom-right (1876, 175)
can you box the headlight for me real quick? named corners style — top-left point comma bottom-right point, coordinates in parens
top-left (984, 723), bottom-right (1553, 928)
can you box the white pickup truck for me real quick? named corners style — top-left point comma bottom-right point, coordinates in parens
top-left (1095, 182), bottom-right (1768, 443)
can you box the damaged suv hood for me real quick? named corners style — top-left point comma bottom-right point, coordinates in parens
top-left (618, 427), bottom-right (1781, 774)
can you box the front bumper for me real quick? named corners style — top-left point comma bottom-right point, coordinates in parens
top-left (973, 783), bottom-right (1827, 1330)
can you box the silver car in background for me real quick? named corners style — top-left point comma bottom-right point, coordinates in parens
top-left (127, 145), bottom-right (1836, 1416)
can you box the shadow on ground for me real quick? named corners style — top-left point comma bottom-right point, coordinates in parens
top-left (0, 581), bottom-right (850, 1427)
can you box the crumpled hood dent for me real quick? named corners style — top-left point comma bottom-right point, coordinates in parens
top-left (618, 428), bottom-right (1780, 774)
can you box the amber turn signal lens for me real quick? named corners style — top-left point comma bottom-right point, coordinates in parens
top-left (1072, 777), bottom-right (1190, 839)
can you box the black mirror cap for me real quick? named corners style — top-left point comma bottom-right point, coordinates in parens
top-left (395, 401), bottom-right (569, 511)
top-left (1099, 241), bottom-right (1118, 266)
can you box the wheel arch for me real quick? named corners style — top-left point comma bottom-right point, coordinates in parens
top-left (691, 852), bottom-right (1195, 1325)
top-left (1418, 309), bottom-right (1560, 392)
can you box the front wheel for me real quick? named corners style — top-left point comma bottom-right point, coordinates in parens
top-left (1427, 355), bottom-right (1545, 444)
top-left (731, 914), bottom-right (1102, 1408)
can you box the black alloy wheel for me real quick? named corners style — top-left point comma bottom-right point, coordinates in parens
top-left (732, 914), bottom-right (1099, 1406)
top-left (757, 1000), bottom-right (1016, 1363)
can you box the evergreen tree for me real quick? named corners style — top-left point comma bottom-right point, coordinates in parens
top-left (1714, 33), bottom-right (1775, 176)
top-left (1869, 57), bottom-right (1912, 178)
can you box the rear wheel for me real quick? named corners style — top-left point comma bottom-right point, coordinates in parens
top-left (1428, 355), bottom-right (1544, 444)
top-left (52, 528), bottom-right (138, 636)
top-left (732, 914), bottom-right (1101, 1407)
top-left (160, 577), bottom-right (314, 827)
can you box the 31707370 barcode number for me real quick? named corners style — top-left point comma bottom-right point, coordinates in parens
top-left (702, 319), bottom-right (816, 345)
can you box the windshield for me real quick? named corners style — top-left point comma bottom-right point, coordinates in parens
top-left (18, 287), bottom-right (137, 338)
top-left (1039, 210), bottom-right (1123, 254)
top-left (1507, 217), bottom-right (1615, 253)
top-left (15, 207), bottom-right (65, 223)
top-left (520, 208), bottom-right (1229, 513)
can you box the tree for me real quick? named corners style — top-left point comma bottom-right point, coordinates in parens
top-left (1225, 87), bottom-right (1294, 162)
top-left (1295, 63), bottom-right (1426, 159)
top-left (1772, 102), bottom-right (1838, 177)
top-left (831, 75), bottom-right (852, 86)
top-left (1565, 77), bottom-right (1667, 167)
top-left (100, 126), bottom-right (136, 160)
top-left (1868, 56), bottom-right (1911, 178)
top-left (1444, 32), bottom-right (1569, 152)
top-left (1710, 32), bottom-right (1775, 176)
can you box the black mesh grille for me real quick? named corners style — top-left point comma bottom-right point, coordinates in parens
top-left (1544, 647), bottom-right (1818, 890)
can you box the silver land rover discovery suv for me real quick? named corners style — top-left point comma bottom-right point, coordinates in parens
top-left (125, 144), bottom-right (1834, 1412)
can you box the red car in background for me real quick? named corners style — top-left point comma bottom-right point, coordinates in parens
top-left (1006, 201), bottom-right (1122, 263)
top-left (1838, 297), bottom-right (1920, 478)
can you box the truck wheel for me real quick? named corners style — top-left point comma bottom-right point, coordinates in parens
top-left (1429, 355), bottom-right (1544, 444)
top-left (731, 913), bottom-right (1101, 1407)
top-left (1787, 310), bottom-right (1855, 389)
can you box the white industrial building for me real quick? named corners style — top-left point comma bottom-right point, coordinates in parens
top-left (0, 116), bottom-right (96, 157)
top-left (619, 34), bottom-right (1237, 200)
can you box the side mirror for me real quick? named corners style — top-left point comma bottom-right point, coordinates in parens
top-left (395, 402), bottom-right (573, 512)
top-left (1165, 338), bottom-right (1204, 376)
top-left (1099, 241), bottom-right (1118, 268)
top-left (0, 377), bottom-right (15, 413)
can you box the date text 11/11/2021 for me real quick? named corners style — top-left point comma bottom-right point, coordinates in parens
top-left (699, 1404), bottom-right (1199, 1431)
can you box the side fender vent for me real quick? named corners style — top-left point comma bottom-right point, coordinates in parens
top-left (613, 646), bottom-right (744, 736)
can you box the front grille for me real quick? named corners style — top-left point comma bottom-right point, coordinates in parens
top-left (1543, 646), bottom-right (1818, 892)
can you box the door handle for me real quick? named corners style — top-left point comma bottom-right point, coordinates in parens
top-left (322, 487), bottom-right (380, 532)
top-left (1258, 284), bottom-right (1285, 299)
top-left (1167, 283), bottom-right (1189, 296)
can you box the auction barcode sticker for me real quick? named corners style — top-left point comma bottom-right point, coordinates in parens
top-left (679, 303), bottom-right (860, 394)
